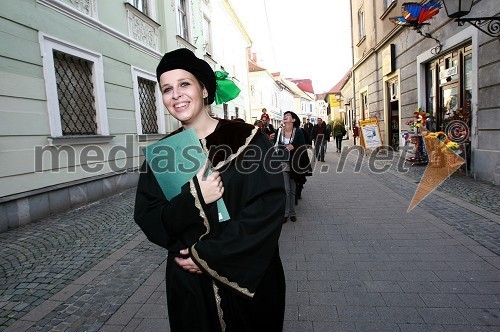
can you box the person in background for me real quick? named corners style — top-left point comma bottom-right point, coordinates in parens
top-left (333, 120), bottom-right (347, 152)
top-left (254, 119), bottom-right (264, 127)
top-left (264, 122), bottom-right (276, 140)
top-left (260, 108), bottom-right (270, 124)
top-left (303, 118), bottom-right (313, 143)
top-left (134, 48), bottom-right (286, 331)
top-left (311, 118), bottom-right (330, 162)
top-left (296, 124), bottom-right (312, 202)
top-left (301, 121), bottom-right (312, 146)
top-left (254, 119), bottom-right (275, 141)
top-left (260, 109), bottom-right (275, 141)
top-left (274, 111), bottom-right (310, 222)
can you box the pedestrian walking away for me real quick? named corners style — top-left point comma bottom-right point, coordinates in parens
top-left (134, 48), bottom-right (286, 332)
top-left (333, 120), bottom-right (347, 152)
top-left (311, 117), bottom-right (330, 161)
top-left (303, 118), bottom-right (313, 145)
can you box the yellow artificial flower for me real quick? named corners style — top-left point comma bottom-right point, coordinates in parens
top-left (446, 141), bottom-right (460, 152)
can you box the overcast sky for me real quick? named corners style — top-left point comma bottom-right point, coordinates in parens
top-left (231, 0), bottom-right (353, 93)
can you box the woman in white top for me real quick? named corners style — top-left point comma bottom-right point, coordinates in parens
top-left (274, 111), bottom-right (307, 223)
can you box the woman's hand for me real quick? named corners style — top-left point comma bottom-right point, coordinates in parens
top-left (175, 249), bottom-right (202, 274)
top-left (196, 162), bottom-right (224, 204)
top-left (285, 144), bottom-right (295, 151)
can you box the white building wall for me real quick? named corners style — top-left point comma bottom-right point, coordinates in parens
top-left (279, 88), bottom-right (294, 113)
top-left (1, 0), bottom-right (175, 232)
top-left (248, 71), bottom-right (281, 123)
top-left (206, 0), bottom-right (250, 120)
top-left (0, 0), bottom-right (253, 231)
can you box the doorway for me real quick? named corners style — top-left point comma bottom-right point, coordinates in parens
top-left (386, 76), bottom-right (399, 150)
top-left (389, 100), bottom-right (399, 150)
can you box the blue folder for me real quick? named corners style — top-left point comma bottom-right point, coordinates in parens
top-left (143, 128), bottom-right (230, 222)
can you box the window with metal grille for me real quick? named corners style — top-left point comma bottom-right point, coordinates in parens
top-left (223, 103), bottom-right (228, 119)
top-left (138, 77), bottom-right (159, 134)
top-left (53, 50), bottom-right (97, 135)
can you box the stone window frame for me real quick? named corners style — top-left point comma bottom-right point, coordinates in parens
top-left (39, 33), bottom-right (111, 145)
top-left (131, 67), bottom-right (166, 138)
top-left (176, 0), bottom-right (191, 42)
top-left (358, 6), bottom-right (366, 41)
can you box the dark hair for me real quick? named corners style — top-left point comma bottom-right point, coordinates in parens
top-left (284, 111), bottom-right (300, 128)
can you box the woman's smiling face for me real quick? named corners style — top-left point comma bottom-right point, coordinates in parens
top-left (159, 69), bottom-right (207, 124)
top-left (283, 113), bottom-right (295, 126)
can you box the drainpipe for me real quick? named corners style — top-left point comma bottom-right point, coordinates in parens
top-left (349, 0), bottom-right (357, 134)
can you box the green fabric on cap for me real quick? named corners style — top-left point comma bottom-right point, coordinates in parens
top-left (214, 71), bottom-right (241, 105)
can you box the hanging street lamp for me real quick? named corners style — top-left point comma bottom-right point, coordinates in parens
top-left (441, 0), bottom-right (500, 38)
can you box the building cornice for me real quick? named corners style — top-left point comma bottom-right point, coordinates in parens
top-left (37, 0), bottom-right (162, 58)
top-left (222, 0), bottom-right (252, 47)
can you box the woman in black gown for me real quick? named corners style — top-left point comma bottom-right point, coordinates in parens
top-left (134, 48), bottom-right (286, 332)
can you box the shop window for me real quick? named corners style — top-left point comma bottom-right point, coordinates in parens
top-left (426, 64), bottom-right (437, 131)
top-left (426, 44), bottom-right (472, 133)
top-left (464, 54), bottom-right (472, 105)
top-left (442, 86), bottom-right (458, 125)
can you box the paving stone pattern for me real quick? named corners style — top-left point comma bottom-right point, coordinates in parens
top-left (352, 150), bottom-right (500, 255)
top-left (385, 151), bottom-right (500, 216)
top-left (27, 240), bottom-right (165, 332)
top-left (0, 190), bottom-right (144, 330)
top-left (0, 142), bottom-right (499, 331)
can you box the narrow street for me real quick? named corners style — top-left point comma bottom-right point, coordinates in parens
top-left (2, 141), bottom-right (499, 331)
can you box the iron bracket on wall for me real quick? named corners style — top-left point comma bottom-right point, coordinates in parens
top-left (415, 28), bottom-right (442, 54)
top-left (456, 17), bottom-right (500, 39)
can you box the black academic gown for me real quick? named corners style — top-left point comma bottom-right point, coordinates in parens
top-left (134, 120), bottom-right (286, 332)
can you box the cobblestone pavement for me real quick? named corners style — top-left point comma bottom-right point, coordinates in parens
top-left (339, 145), bottom-right (500, 255)
top-left (0, 190), bottom-right (146, 330)
top-left (384, 150), bottom-right (500, 216)
top-left (0, 141), bottom-right (499, 331)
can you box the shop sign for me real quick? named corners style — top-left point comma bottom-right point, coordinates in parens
top-left (329, 94), bottom-right (340, 107)
top-left (359, 117), bottom-right (383, 149)
top-left (439, 66), bottom-right (457, 80)
top-left (382, 44), bottom-right (395, 76)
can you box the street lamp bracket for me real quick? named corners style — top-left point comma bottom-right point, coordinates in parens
top-left (441, 0), bottom-right (500, 39)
